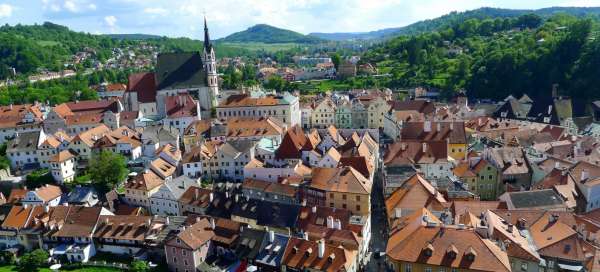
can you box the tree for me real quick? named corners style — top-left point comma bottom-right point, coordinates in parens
top-left (88, 150), bottom-right (128, 192)
top-left (331, 53), bottom-right (341, 70)
top-left (263, 75), bottom-right (287, 92)
top-left (18, 249), bottom-right (48, 272)
top-left (129, 260), bottom-right (150, 272)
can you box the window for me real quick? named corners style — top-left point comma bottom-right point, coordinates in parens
top-left (425, 267), bottom-right (432, 272)
top-left (356, 196), bottom-right (360, 201)
top-left (356, 205), bottom-right (360, 211)
top-left (342, 194), bottom-right (346, 200)
top-left (520, 262), bottom-right (527, 271)
top-left (404, 264), bottom-right (412, 272)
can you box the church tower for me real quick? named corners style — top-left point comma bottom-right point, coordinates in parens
top-left (203, 17), bottom-right (219, 106)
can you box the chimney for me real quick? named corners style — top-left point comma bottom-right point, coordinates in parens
top-left (210, 217), bottom-right (216, 230)
top-left (424, 121), bottom-right (432, 132)
top-left (317, 239), bottom-right (325, 259)
top-left (166, 217), bottom-right (170, 225)
top-left (303, 232), bottom-right (309, 240)
top-left (507, 224), bottom-right (514, 233)
top-left (449, 122), bottom-right (454, 130)
top-left (436, 123), bottom-right (441, 132)
top-left (422, 142), bottom-right (427, 153)
top-left (44, 205), bottom-right (49, 213)
top-left (334, 219), bottom-right (341, 230)
top-left (477, 118), bottom-right (482, 127)
top-left (326, 216), bottom-right (334, 229)
top-left (209, 193), bottom-right (214, 202)
top-left (549, 214), bottom-right (559, 224)
top-left (194, 188), bottom-right (199, 200)
top-left (268, 230), bottom-right (275, 243)
top-left (554, 162), bottom-right (560, 169)
top-left (581, 169), bottom-right (589, 182)
top-left (312, 206), bottom-right (317, 213)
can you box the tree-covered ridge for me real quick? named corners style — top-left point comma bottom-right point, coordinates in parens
top-left (363, 13), bottom-right (600, 100)
top-left (310, 6), bottom-right (600, 41)
top-left (220, 24), bottom-right (323, 44)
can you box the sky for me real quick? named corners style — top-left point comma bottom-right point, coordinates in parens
top-left (0, 0), bottom-right (599, 39)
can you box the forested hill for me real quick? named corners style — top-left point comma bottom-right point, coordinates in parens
top-left (0, 22), bottom-right (253, 79)
top-left (219, 24), bottom-right (323, 44)
top-left (310, 6), bottom-right (600, 40)
top-left (363, 13), bottom-right (600, 100)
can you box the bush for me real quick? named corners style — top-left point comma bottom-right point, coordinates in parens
top-left (129, 260), bottom-right (149, 272)
top-left (18, 249), bottom-right (48, 272)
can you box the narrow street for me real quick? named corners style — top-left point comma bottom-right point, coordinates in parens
top-left (365, 147), bottom-right (390, 271)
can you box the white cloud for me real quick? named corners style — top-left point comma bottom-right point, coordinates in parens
top-left (104, 15), bottom-right (117, 27)
top-left (64, 0), bottom-right (77, 12)
top-left (0, 3), bottom-right (12, 18)
top-left (143, 7), bottom-right (168, 16)
top-left (88, 3), bottom-right (96, 10)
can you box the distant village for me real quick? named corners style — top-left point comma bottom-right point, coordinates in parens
top-left (1, 19), bottom-right (600, 272)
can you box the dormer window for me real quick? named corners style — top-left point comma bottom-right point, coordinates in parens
top-left (446, 244), bottom-right (458, 259)
top-left (423, 243), bottom-right (434, 257)
top-left (464, 246), bottom-right (477, 261)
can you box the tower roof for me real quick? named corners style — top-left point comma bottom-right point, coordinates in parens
top-left (204, 16), bottom-right (212, 52)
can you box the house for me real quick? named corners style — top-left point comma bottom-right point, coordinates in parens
top-left (48, 206), bottom-right (114, 263)
top-left (94, 215), bottom-right (157, 256)
top-left (483, 210), bottom-right (541, 272)
top-left (386, 218), bottom-right (511, 272)
top-left (241, 179), bottom-right (300, 205)
top-left (178, 186), bottom-right (213, 215)
top-left (49, 150), bottom-right (76, 183)
top-left (150, 176), bottom-right (199, 216)
top-left (44, 99), bottom-right (124, 135)
top-left (0, 104), bottom-right (44, 144)
top-left (163, 94), bottom-right (201, 135)
top-left (307, 166), bottom-right (372, 216)
top-left (182, 144), bottom-right (213, 179)
top-left (383, 99), bottom-right (436, 139)
top-left (216, 92), bottom-right (300, 127)
top-left (234, 228), bottom-right (266, 263)
top-left (281, 237), bottom-right (357, 272)
top-left (140, 125), bottom-right (179, 158)
top-left (67, 124), bottom-right (112, 163)
top-left (224, 117), bottom-right (286, 143)
top-left (122, 72), bottom-right (158, 117)
top-left (65, 186), bottom-right (99, 207)
top-left (498, 189), bottom-right (568, 211)
top-left (383, 141), bottom-right (452, 182)
top-left (37, 133), bottom-right (67, 168)
top-left (452, 157), bottom-right (500, 200)
top-left (6, 130), bottom-right (47, 171)
top-left (493, 209), bottom-right (598, 272)
top-left (483, 147), bottom-right (533, 192)
top-left (0, 205), bottom-right (33, 249)
top-left (385, 174), bottom-right (448, 230)
top-left (254, 231), bottom-right (289, 272)
top-left (124, 170), bottom-right (165, 209)
top-left (164, 217), bottom-right (215, 272)
top-left (400, 121), bottom-right (467, 160)
top-left (21, 184), bottom-right (62, 207)
top-left (203, 139), bottom-right (257, 182)
top-left (311, 97), bottom-right (336, 129)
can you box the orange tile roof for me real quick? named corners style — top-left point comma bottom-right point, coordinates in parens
top-left (387, 225), bottom-right (510, 272)
top-left (48, 150), bottom-right (76, 163)
top-left (225, 117), bottom-right (285, 138)
top-left (2, 205), bottom-right (33, 230)
top-left (282, 237), bottom-right (351, 272)
top-left (218, 94), bottom-right (279, 108)
top-left (168, 217), bottom-right (214, 250)
top-left (311, 166), bottom-right (372, 195)
top-left (0, 104), bottom-right (43, 129)
top-left (94, 215), bottom-right (153, 241)
top-left (125, 170), bottom-right (164, 191)
top-left (32, 184), bottom-right (62, 202)
top-left (385, 174), bottom-right (447, 221)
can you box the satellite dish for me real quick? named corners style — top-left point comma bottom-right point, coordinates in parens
top-left (50, 264), bottom-right (62, 271)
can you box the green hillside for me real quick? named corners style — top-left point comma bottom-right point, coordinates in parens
top-left (220, 24), bottom-right (322, 44)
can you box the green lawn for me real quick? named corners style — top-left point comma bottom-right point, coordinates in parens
top-left (0, 265), bottom-right (122, 272)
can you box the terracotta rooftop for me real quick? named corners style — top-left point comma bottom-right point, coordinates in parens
top-left (311, 166), bottom-right (372, 195)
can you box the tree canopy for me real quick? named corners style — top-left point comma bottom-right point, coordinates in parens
top-left (88, 150), bottom-right (128, 192)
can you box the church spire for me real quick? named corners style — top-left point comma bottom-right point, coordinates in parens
top-left (203, 16), bottom-right (212, 52)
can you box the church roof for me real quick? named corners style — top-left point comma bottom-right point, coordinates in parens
top-left (156, 52), bottom-right (206, 90)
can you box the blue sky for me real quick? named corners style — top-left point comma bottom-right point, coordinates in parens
top-left (0, 0), bottom-right (599, 39)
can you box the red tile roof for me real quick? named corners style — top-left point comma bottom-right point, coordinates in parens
top-left (127, 72), bottom-right (156, 103)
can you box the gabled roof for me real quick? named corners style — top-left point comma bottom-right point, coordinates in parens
top-left (384, 141), bottom-right (448, 166)
top-left (125, 170), bottom-right (164, 191)
top-left (400, 121), bottom-right (467, 144)
top-left (311, 166), bottom-right (372, 195)
top-left (48, 150), bottom-right (76, 163)
top-left (53, 206), bottom-right (104, 238)
top-left (385, 174), bottom-right (447, 222)
top-left (387, 225), bottom-right (511, 272)
top-left (168, 217), bottom-right (214, 250)
top-left (94, 215), bottom-right (153, 241)
top-left (282, 237), bottom-right (350, 272)
top-left (30, 184), bottom-right (62, 202)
